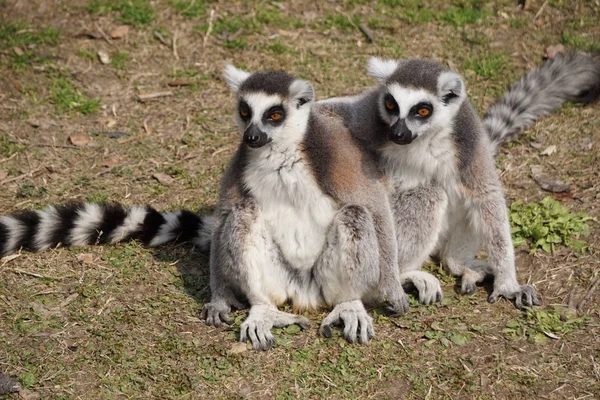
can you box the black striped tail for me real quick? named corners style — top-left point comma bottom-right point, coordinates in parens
top-left (483, 51), bottom-right (600, 155)
top-left (0, 203), bottom-right (213, 258)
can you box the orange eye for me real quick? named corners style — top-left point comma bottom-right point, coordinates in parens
top-left (270, 113), bottom-right (282, 121)
top-left (417, 108), bottom-right (430, 117)
top-left (385, 101), bottom-right (395, 110)
top-left (240, 109), bottom-right (249, 117)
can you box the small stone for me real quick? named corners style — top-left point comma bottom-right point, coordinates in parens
top-left (98, 50), bottom-right (110, 65)
top-left (110, 25), bottom-right (129, 39)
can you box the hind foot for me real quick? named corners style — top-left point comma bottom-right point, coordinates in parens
top-left (319, 300), bottom-right (375, 344)
top-left (240, 304), bottom-right (310, 351)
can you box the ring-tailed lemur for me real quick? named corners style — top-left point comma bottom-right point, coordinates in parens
top-left (318, 52), bottom-right (600, 308)
top-left (0, 66), bottom-right (410, 349)
top-left (200, 65), bottom-right (409, 349)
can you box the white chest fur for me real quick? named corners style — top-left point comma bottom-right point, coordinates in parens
top-left (244, 144), bottom-right (338, 271)
top-left (381, 127), bottom-right (458, 192)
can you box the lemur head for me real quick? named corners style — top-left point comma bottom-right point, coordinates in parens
top-left (222, 65), bottom-right (315, 149)
top-left (367, 57), bottom-right (467, 145)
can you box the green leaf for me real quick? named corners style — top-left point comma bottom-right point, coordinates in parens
top-left (449, 333), bottom-right (469, 346)
top-left (284, 324), bottom-right (301, 334)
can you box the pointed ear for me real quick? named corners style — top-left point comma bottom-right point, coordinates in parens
top-left (223, 64), bottom-right (251, 93)
top-left (367, 57), bottom-right (399, 82)
top-left (438, 71), bottom-right (465, 105)
top-left (289, 79), bottom-right (314, 108)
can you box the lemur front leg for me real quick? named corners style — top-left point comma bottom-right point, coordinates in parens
top-left (392, 184), bottom-right (447, 305)
top-left (478, 195), bottom-right (540, 308)
top-left (372, 198), bottom-right (411, 315)
top-left (315, 205), bottom-right (382, 344)
top-left (443, 194), bottom-right (540, 308)
top-left (201, 202), bottom-right (309, 350)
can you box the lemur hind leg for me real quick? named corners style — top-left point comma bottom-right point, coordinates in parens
top-left (202, 202), bottom-right (309, 350)
top-left (441, 218), bottom-right (489, 295)
top-left (393, 184), bottom-right (447, 305)
top-left (314, 205), bottom-right (380, 344)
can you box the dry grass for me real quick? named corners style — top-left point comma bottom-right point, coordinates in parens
top-left (0, 0), bottom-right (599, 399)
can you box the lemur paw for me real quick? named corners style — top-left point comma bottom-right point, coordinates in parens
top-left (201, 302), bottom-right (234, 327)
top-left (239, 305), bottom-right (309, 351)
top-left (402, 271), bottom-right (444, 305)
top-left (240, 318), bottom-right (276, 351)
top-left (489, 284), bottom-right (540, 309)
top-left (386, 291), bottom-right (410, 316)
top-left (319, 300), bottom-right (375, 344)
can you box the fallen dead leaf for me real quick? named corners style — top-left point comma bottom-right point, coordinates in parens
top-left (545, 44), bottom-right (566, 60)
top-left (0, 170), bottom-right (8, 181)
top-left (540, 145), bottom-right (557, 156)
top-left (153, 173), bottom-right (175, 186)
top-left (69, 133), bottom-right (90, 147)
top-left (77, 253), bottom-right (95, 264)
top-left (12, 47), bottom-right (24, 56)
top-left (98, 50), bottom-right (110, 65)
top-left (100, 157), bottom-right (121, 168)
top-left (110, 25), bottom-right (129, 39)
top-left (229, 342), bottom-right (248, 354)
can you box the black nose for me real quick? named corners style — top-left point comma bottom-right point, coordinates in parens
top-left (390, 119), bottom-right (414, 145)
top-left (243, 133), bottom-right (261, 145)
top-left (243, 125), bottom-right (271, 148)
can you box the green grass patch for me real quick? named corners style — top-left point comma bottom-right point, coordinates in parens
top-left (224, 37), bottom-right (247, 50)
top-left (503, 307), bottom-right (587, 345)
top-left (49, 75), bottom-right (100, 115)
top-left (0, 20), bottom-right (60, 70)
top-left (464, 51), bottom-right (508, 79)
top-left (111, 50), bottom-right (129, 70)
top-left (87, 0), bottom-right (155, 27)
top-left (439, 0), bottom-right (490, 27)
top-left (377, 0), bottom-right (435, 24)
top-left (0, 21), bottom-right (60, 48)
top-left (17, 183), bottom-right (47, 198)
top-left (255, 7), bottom-right (304, 29)
top-left (266, 39), bottom-right (290, 54)
top-left (324, 14), bottom-right (361, 32)
top-left (169, 0), bottom-right (213, 18)
top-left (510, 197), bottom-right (593, 254)
top-left (0, 135), bottom-right (25, 157)
top-left (85, 192), bottom-right (110, 203)
top-left (561, 31), bottom-right (600, 52)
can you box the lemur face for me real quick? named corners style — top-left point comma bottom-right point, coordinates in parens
top-left (236, 93), bottom-right (288, 148)
top-left (379, 85), bottom-right (439, 145)
top-left (223, 65), bottom-right (314, 149)
top-left (368, 57), bottom-right (466, 145)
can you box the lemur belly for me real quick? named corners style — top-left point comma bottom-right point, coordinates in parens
top-left (244, 146), bottom-right (338, 306)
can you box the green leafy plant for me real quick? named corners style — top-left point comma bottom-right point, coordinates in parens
top-left (503, 307), bottom-right (586, 345)
top-left (510, 197), bottom-right (593, 253)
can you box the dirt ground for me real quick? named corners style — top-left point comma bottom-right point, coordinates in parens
top-left (0, 0), bottom-right (599, 399)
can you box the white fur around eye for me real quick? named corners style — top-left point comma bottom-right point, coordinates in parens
top-left (223, 64), bottom-right (251, 93)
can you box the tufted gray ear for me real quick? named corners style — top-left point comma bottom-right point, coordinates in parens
top-left (438, 71), bottom-right (466, 105)
top-left (367, 57), bottom-right (399, 82)
top-left (289, 79), bottom-right (314, 108)
top-left (223, 64), bottom-right (251, 93)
